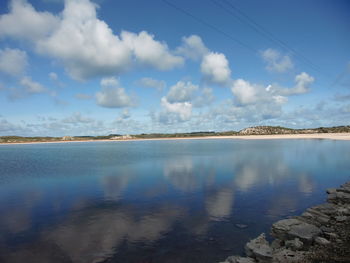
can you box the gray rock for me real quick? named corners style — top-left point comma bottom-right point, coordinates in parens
top-left (315, 236), bottom-right (331, 245)
top-left (226, 256), bottom-right (256, 263)
top-left (271, 218), bottom-right (321, 244)
top-left (270, 239), bottom-right (283, 249)
top-left (338, 186), bottom-right (350, 194)
top-left (337, 206), bottom-right (350, 215)
top-left (320, 226), bottom-right (333, 233)
top-left (312, 203), bottom-right (337, 216)
top-left (326, 188), bottom-right (337, 194)
top-left (285, 238), bottom-right (303, 251)
top-left (271, 248), bottom-right (308, 263)
top-left (335, 215), bottom-right (347, 222)
top-left (327, 193), bottom-right (337, 203)
top-left (324, 232), bottom-right (338, 240)
top-left (245, 233), bottom-right (273, 262)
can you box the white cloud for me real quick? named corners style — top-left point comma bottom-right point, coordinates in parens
top-left (137, 77), bottom-right (166, 91)
top-left (96, 78), bottom-right (133, 108)
top-left (0, 0), bottom-right (59, 42)
top-left (261, 48), bottom-right (293, 73)
top-left (231, 79), bottom-right (260, 105)
top-left (193, 87), bottom-right (215, 107)
top-left (293, 72), bottom-right (314, 94)
top-left (271, 72), bottom-right (315, 96)
top-left (37, 0), bottom-right (132, 80)
top-left (121, 31), bottom-right (184, 71)
top-left (160, 97), bottom-right (192, 121)
top-left (49, 72), bottom-right (58, 81)
top-left (0, 48), bottom-right (27, 76)
top-left (201, 52), bottom-right (231, 85)
top-left (62, 112), bottom-right (94, 124)
top-left (176, 35), bottom-right (209, 61)
top-left (101, 76), bottom-right (119, 87)
top-left (20, 76), bottom-right (46, 93)
top-left (120, 109), bottom-right (131, 119)
top-left (166, 81), bottom-right (198, 103)
top-left (0, 0), bottom-right (185, 81)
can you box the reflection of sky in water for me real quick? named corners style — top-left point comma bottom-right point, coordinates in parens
top-left (0, 139), bottom-right (349, 263)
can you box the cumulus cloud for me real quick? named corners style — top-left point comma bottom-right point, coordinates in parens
top-left (201, 52), bottom-right (231, 85)
top-left (231, 79), bottom-right (287, 106)
top-left (166, 81), bottom-right (198, 103)
top-left (137, 77), bottom-right (166, 91)
top-left (0, 48), bottom-right (27, 76)
top-left (1, 0), bottom-right (183, 80)
top-left (96, 77), bottom-right (133, 108)
top-left (193, 87), bottom-right (215, 107)
top-left (271, 72), bottom-right (315, 96)
top-left (176, 35), bottom-right (209, 61)
top-left (121, 31), bottom-right (184, 71)
top-left (0, 0), bottom-right (59, 41)
top-left (261, 48), bottom-right (293, 73)
top-left (100, 76), bottom-right (119, 87)
top-left (37, 0), bottom-right (132, 80)
top-left (62, 112), bottom-right (94, 124)
top-left (20, 76), bottom-right (46, 93)
top-left (49, 72), bottom-right (58, 81)
top-left (231, 79), bottom-right (260, 105)
top-left (293, 72), bottom-right (314, 94)
top-left (160, 97), bottom-right (192, 122)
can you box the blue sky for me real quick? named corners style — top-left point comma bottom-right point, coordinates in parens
top-left (0, 0), bottom-right (349, 136)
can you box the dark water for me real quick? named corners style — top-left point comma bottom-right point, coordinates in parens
top-left (0, 139), bottom-right (349, 263)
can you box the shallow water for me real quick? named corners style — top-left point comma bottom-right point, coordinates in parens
top-left (0, 139), bottom-right (349, 263)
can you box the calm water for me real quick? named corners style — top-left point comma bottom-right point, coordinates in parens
top-left (0, 139), bottom-right (349, 263)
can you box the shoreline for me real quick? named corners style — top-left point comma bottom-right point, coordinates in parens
top-left (219, 181), bottom-right (350, 263)
top-left (1, 133), bottom-right (350, 145)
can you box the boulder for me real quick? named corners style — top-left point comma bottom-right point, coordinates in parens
top-left (314, 236), bottom-right (331, 246)
top-left (326, 188), bottom-right (337, 194)
top-left (271, 218), bottom-right (321, 244)
top-left (271, 248), bottom-right (308, 263)
top-left (245, 233), bottom-right (273, 262)
top-left (226, 256), bottom-right (256, 263)
top-left (285, 238), bottom-right (303, 251)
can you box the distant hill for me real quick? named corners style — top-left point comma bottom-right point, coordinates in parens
top-left (238, 125), bottom-right (350, 135)
top-left (1, 125), bottom-right (349, 143)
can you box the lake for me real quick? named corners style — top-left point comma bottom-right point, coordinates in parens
top-left (0, 139), bottom-right (349, 263)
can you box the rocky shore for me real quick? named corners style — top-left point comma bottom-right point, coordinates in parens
top-left (219, 182), bottom-right (350, 263)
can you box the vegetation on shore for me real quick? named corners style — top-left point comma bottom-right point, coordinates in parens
top-left (0, 125), bottom-right (349, 143)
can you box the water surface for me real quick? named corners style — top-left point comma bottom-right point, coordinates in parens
top-left (0, 139), bottom-right (349, 263)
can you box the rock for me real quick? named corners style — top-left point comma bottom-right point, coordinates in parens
top-left (270, 239), bottom-right (282, 249)
top-left (271, 218), bottom-right (321, 244)
top-left (271, 248), bottom-right (308, 263)
top-left (301, 209), bottom-right (330, 225)
top-left (326, 188), bottom-right (337, 194)
top-left (337, 206), bottom-right (350, 215)
top-left (338, 185), bottom-right (350, 194)
top-left (329, 191), bottom-right (350, 204)
top-left (312, 203), bottom-right (337, 216)
top-left (324, 232), bottom-right (338, 240)
top-left (245, 233), bottom-right (273, 262)
top-left (226, 256), bottom-right (256, 263)
top-left (335, 215), bottom-right (347, 222)
top-left (327, 193), bottom-right (337, 203)
top-left (314, 236), bottom-right (331, 245)
top-left (235, 224), bottom-right (248, 229)
top-left (285, 238), bottom-right (303, 251)
top-left (320, 226), bottom-right (333, 233)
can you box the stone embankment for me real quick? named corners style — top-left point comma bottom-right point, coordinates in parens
top-left (219, 182), bottom-right (350, 263)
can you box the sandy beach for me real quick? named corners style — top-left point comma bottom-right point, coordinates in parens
top-left (1, 133), bottom-right (350, 145)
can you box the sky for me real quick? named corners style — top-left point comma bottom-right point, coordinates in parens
top-left (0, 0), bottom-right (349, 136)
